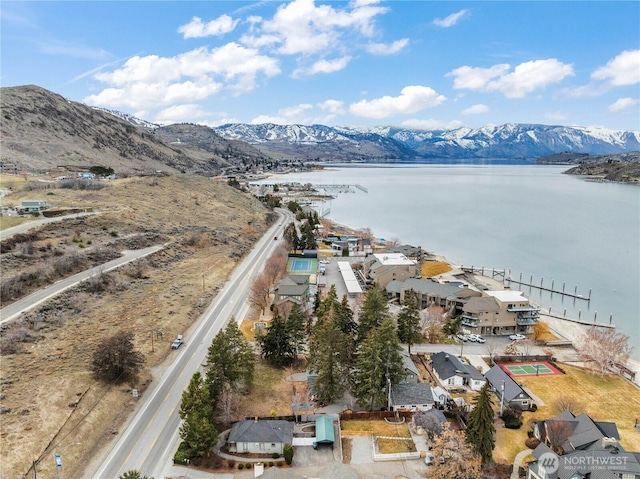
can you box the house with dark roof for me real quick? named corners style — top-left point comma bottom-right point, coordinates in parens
top-left (528, 411), bottom-right (640, 479)
top-left (272, 275), bottom-right (310, 308)
top-left (400, 350), bottom-right (420, 384)
top-left (390, 383), bottom-right (435, 412)
top-left (227, 419), bottom-right (293, 454)
top-left (430, 352), bottom-right (486, 391)
top-left (484, 364), bottom-right (534, 410)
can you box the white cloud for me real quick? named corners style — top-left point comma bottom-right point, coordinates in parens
top-left (317, 99), bottom-right (346, 115)
top-left (401, 118), bottom-right (463, 130)
top-left (85, 44), bottom-right (280, 109)
top-left (433, 9), bottom-right (468, 28)
top-left (241, 0), bottom-right (389, 56)
top-left (447, 59), bottom-right (574, 98)
top-left (177, 15), bottom-right (240, 38)
top-left (349, 85), bottom-right (446, 119)
top-left (608, 97), bottom-right (639, 112)
top-left (251, 103), bottom-right (314, 124)
top-left (154, 104), bottom-right (210, 124)
top-left (545, 111), bottom-right (569, 121)
top-left (293, 56), bottom-right (351, 77)
top-left (591, 49), bottom-right (640, 86)
top-left (461, 104), bottom-right (489, 115)
top-left (447, 64), bottom-right (510, 90)
top-left (366, 38), bottom-right (409, 55)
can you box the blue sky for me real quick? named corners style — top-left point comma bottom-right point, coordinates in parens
top-left (2, 1), bottom-right (639, 130)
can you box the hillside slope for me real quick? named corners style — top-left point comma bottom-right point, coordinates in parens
top-left (0, 173), bottom-right (275, 479)
top-left (0, 85), bottom-right (266, 175)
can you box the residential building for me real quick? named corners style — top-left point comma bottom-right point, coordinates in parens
top-left (272, 275), bottom-right (310, 309)
top-left (484, 365), bottom-right (534, 411)
top-left (361, 253), bottom-right (418, 288)
top-left (19, 200), bottom-right (50, 213)
top-left (400, 350), bottom-right (420, 384)
top-left (430, 352), bottom-right (486, 392)
top-left (227, 419), bottom-right (293, 454)
top-left (460, 290), bottom-right (540, 336)
top-left (386, 277), bottom-right (480, 310)
top-left (528, 411), bottom-right (640, 479)
top-left (390, 383), bottom-right (435, 412)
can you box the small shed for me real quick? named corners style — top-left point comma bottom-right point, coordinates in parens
top-left (315, 416), bottom-right (335, 445)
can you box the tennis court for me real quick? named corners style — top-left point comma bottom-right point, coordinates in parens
top-left (499, 361), bottom-right (563, 378)
top-left (287, 257), bottom-right (318, 274)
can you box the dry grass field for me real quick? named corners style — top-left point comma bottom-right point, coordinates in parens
top-left (341, 420), bottom-right (411, 437)
top-left (493, 363), bottom-right (640, 465)
top-left (422, 260), bottom-right (452, 277)
top-left (0, 174), bottom-right (274, 479)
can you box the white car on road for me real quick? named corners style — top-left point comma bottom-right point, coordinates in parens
top-left (469, 334), bottom-right (486, 343)
top-left (509, 333), bottom-right (526, 341)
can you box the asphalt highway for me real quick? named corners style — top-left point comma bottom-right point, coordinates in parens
top-left (85, 208), bottom-right (294, 479)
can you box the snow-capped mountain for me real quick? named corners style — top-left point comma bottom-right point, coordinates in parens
top-left (214, 123), bottom-right (640, 160)
top-left (91, 106), bottom-right (160, 130)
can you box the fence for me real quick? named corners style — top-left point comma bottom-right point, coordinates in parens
top-left (493, 354), bottom-right (553, 364)
top-left (339, 411), bottom-right (413, 421)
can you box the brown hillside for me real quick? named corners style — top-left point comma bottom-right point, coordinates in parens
top-left (0, 174), bottom-right (275, 479)
top-left (0, 85), bottom-right (264, 175)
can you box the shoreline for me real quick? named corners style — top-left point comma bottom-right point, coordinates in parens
top-left (318, 218), bottom-right (639, 386)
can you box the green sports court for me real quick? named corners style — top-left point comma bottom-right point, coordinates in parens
top-left (499, 361), bottom-right (562, 378)
top-left (286, 257), bottom-right (318, 274)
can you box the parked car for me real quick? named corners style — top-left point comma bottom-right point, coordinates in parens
top-left (471, 334), bottom-right (486, 343)
top-left (425, 452), bottom-right (434, 465)
top-left (456, 333), bottom-right (468, 342)
top-left (171, 334), bottom-right (183, 349)
top-left (509, 333), bottom-right (526, 341)
top-left (466, 334), bottom-right (478, 342)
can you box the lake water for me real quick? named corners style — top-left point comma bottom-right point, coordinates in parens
top-left (261, 164), bottom-right (640, 359)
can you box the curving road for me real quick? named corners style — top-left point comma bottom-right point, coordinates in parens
top-left (0, 211), bottom-right (101, 241)
top-left (85, 208), bottom-right (294, 479)
top-left (0, 244), bottom-right (164, 325)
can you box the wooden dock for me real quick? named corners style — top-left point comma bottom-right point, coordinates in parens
top-left (506, 272), bottom-right (591, 301)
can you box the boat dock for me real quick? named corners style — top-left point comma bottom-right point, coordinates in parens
top-left (506, 272), bottom-right (591, 301)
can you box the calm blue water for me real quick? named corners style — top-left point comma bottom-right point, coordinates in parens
top-left (262, 164), bottom-right (640, 358)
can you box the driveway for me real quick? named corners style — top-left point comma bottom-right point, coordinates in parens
top-left (349, 436), bottom-right (373, 464)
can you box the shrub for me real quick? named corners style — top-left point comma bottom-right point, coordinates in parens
top-left (502, 407), bottom-right (523, 429)
top-left (283, 444), bottom-right (294, 465)
top-left (269, 462), bottom-right (274, 467)
top-left (238, 464), bottom-right (244, 470)
top-left (525, 437), bottom-right (541, 449)
top-left (227, 460), bottom-right (235, 468)
top-left (245, 463), bottom-right (252, 469)
top-left (272, 452), bottom-right (280, 459)
top-left (173, 441), bottom-right (192, 465)
top-left (110, 230), bottom-right (118, 237)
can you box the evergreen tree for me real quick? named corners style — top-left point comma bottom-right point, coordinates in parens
top-left (309, 310), bottom-right (347, 404)
top-left (257, 311), bottom-right (296, 367)
top-left (396, 289), bottom-right (422, 353)
top-left (354, 317), bottom-right (404, 410)
top-left (205, 320), bottom-right (254, 406)
top-left (465, 383), bottom-right (496, 464)
top-left (357, 284), bottom-right (391, 342)
top-left (286, 303), bottom-right (307, 357)
top-left (179, 372), bottom-right (218, 457)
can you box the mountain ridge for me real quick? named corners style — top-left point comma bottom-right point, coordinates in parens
top-left (2, 85), bottom-right (639, 173)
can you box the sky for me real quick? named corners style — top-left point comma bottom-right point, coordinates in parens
top-left (1, 1), bottom-right (639, 131)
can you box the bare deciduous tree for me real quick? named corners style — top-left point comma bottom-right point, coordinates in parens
top-left (553, 396), bottom-right (583, 416)
top-left (420, 305), bottom-right (445, 343)
top-left (427, 424), bottom-right (482, 479)
top-left (532, 321), bottom-right (550, 342)
top-left (578, 327), bottom-right (633, 376)
top-left (263, 255), bottom-right (287, 285)
top-left (248, 272), bottom-right (271, 316)
top-left (544, 420), bottom-right (574, 454)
